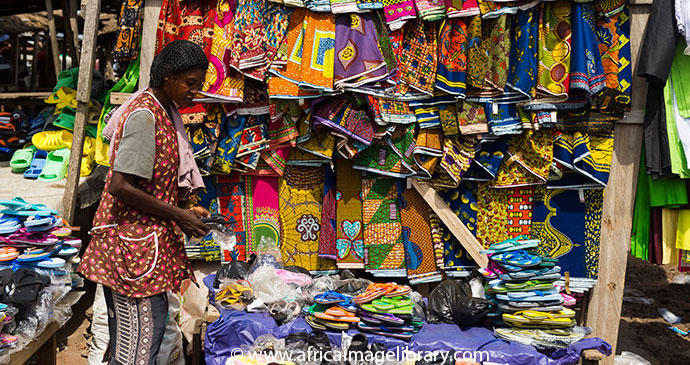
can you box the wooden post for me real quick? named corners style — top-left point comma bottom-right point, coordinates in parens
top-left (61, 0), bottom-right (79, 67)
top-left (11, 35), bottom-right (19, 89)
top-left (45, 0), bottom-right (62, 76)
top-left (61, 0), bottom-right (102, 224)
top-left (69, 0), bottom-right (80, 65)
top-left (583, 124), bottom-right (643, 364)
top-left (31, 33), bottom-right (41, 90)
top-left (412, 179), bottom-right (489, 268)
top-left (139, 0), bottom-right (163, 89)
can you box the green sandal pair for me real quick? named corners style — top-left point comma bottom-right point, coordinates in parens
top-left (360, 296), bottom-right (413, 315)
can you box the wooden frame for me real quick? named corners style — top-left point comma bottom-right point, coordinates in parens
top-left (57, 2), bottom-right (653, 364)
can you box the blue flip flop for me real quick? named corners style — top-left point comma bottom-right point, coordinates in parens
top-left (28, 257), bottom-right (66, 269)
top-left (24, 150), bottom-right (47, 179)
top-left (314, 290), bottom-right (350, 305)
top-left (0, 216), bottom-right (22, 234)
top-left (16, 244), bottom-right (62, 262)
top-left (480, 236), bottom-right (540, 255)
top-left (491, 250), bottom-right (542, 268)
top-left (24, 215), bottom-right (59, 232)
top-left (54, 245), bottom-right (79, 259)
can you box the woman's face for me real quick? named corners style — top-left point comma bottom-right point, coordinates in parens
top-left (162, 68), bottom-right (206, 108)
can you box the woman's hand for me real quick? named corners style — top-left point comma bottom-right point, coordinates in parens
top-left (189, 205), bottom-right (211, 218)
top-left (174, 208), bottom-right (210, 238)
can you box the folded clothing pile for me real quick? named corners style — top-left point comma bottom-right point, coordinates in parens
top-left (0, 198), bottom-right (81, 275)
top-left (480, 236), bottom-right (578, 339)
top-left (353, 283), bottom-right (423, 341)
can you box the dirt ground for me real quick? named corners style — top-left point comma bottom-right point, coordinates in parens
top-left (46, 255), bottom-right (689, 365)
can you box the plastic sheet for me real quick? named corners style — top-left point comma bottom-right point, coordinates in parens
top-left (205, 308), bottom-right (611, 365)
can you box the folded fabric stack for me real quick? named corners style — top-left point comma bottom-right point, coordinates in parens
top-left (0, 198), bottom-right (81, 275)
top-left (304, 291), bottom-right (360, 331)
top-left (353, 283), bottom-right (422, 341)
top-left (480, 237), bottom-right (574, 325)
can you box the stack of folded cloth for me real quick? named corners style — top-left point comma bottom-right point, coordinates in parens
top-left (480, 236), bottom-right (576, 330)
top-left (304, 291), bottom-right (360, 332)
top-left (353, 283), bottom-right (422, 341)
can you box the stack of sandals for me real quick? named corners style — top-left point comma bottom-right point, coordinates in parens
top-left (353, 283), bottom-right (423, 341)
top-left (214, 280), bottom-right (254, 311)
top-left (304, 291), bottom-right (360, 332)
top-left (479, 236), bottom-right (577, 333)
top-left (0, 198), bottom-right (81, 272)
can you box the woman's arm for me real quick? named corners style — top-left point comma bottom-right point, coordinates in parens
top-left (109, 171), bottom-right (210, 237)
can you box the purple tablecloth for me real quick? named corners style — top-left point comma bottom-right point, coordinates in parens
top-left (203, 274), bottom-right (611, 365)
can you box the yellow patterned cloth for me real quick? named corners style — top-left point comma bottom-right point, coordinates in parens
top-left (494, 130), bottom-right (553, 188)
top-left (362, 176), bottom-right (405, 272)
top-left (279, 166), bottom-right (336, 271)
top-left (475, 182), bottom-right (511, 248)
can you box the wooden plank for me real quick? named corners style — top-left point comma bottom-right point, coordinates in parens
top-left (61, 0), bottom-right (79, 67)
top-left (110, 92), bottom-right (133, 105)
top-left (61, 0), bottom-right (102, 225)
top-left (44, 0), bottom-right (62, 76)
top-left (31, 33), bottom-right (41, 91)
top-left (412, 179), bottom-right (489, 268)
top-left (622, 4), bottom-right (651, 125)
top-left (585, 123), bottom-right (643, 365)
top-left (9, 321), bottom-right (59, 365)
top-left (0, 92), bottom-right (52, 100)
top-left (139, 0), bottom-right (163, 89)
top-left (69, 0), bottom-right (80, 65)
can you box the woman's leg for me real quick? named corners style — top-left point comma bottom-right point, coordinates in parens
top-left (103, 287), bottom-right (169, 365)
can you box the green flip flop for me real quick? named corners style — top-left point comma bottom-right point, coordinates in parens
top-left (38, 148), bottom-right (70, 182)
top-left (10, 146), bottom-right (36, 172)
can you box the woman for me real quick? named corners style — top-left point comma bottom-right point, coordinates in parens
top-left (79, 40), bottom-right (211, 365)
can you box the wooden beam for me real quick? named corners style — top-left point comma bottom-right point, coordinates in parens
top-left (9, 321), bottom-right (59, 364)
top-left (44, 0), bottom-right (62, 76)
top-left (61, 0), bottom-right (79, 67)
top-left (585, 123), bottom-right (643, 364)
top-left (110, 92), bottom-right (133, 105)
top-left (0, 92), bottom-right (52, 100)
top-left (62, 0), bottom-right (102, 225)
top-left (69, 0), bottom-right (80, 65)
top-left (31, 33), bottom-right (40, 91)
top-left (139, 0), bottom-right (163, 89)
top-left (412, 179), bottom-right (489, 268)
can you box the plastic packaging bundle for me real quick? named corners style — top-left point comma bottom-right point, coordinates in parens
top-left (427, 279), bottom-right (492, 327)
top-left (494, 326), bottom-right (591, 349)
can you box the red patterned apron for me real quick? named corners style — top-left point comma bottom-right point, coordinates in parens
top-left (78, 91), bottom-right (194, 298)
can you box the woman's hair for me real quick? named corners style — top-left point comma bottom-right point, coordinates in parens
top-left (149, 40), bottom-right (208, 88)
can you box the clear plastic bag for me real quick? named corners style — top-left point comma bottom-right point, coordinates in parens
top-left (493, 326), bottom-right (590, 350)
top-left (248, 266), bottom-right (297, 304)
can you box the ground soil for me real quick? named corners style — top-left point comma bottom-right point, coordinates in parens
top-left (43, 255), bottom-right (690, 365)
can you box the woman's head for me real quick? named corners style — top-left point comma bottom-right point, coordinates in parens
top-left (149, 40), bottom-right (208, 108)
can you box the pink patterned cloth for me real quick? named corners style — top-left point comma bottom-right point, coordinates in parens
top-left (383, 0), bottom-right (417, 31)
top-left (445, 0), bottom-right (480, 18)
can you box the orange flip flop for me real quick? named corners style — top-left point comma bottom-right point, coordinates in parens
top-left (0, 247), bottom-right (19, 261)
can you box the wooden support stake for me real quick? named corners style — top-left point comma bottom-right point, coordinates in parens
top-left (69, 0), bottom-right (80, 64)
top-left (31, 33), bottom-right (41, 90)
top-left (139, 0), bottom-right (163, 89)
top-left (584, 124), bottom-right (643, 364)
top-left (45, 0), bottom-right (62, 76)
top-left (61, 0), bottom-right (79, 67)
top-left (61, 0), bottom-right (102, 224)
top-left (412, 179), bottom-right (489, 268)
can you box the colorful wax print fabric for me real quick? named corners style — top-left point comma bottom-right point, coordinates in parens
top-left (319, 167), bottom-right (337, 259)
top-left (334, 14), bottom-right (388, 89)
top-left (565, 3), bottom-right (605, 109)
top-left (440, 180), bottom-right (480, 237)
top-left (464, 137), bottom-right (507, 181)
top-left (550, 131), bottom-right (614, 189)
top-left (439, 103), bottom-right (460, 136)
top-left (486, 103), bottom-right (522, 136)
top-left (362, 176), bottom-right (405, 273)
top-left (466, 15), bottom-right (488, 89)
top-left (594, 6), bottom-right (631, 114)
top-left (436, 18), bottom-right (469, 97)
top-left (243, 176), bottom-right (281, 256)
top-left (435, 181), bottom-right (479, 271)
top-left (535, 1), bottom-right (572, 102)
top-left (476, 182), bottom-right (510, 248)
top-left (415, 0), bottom-right (446, 21)
top-left (313, 95), bottom-right (376, 146)
top-left (114, 0), bottom-right (144, 62)
top-left (507, 187), bottom-right (534, 238)
top-left (532, 187), bottom-right (603, 279)
top-left (397, 20), bottom-right (438, 95)
top-left (382, 0), bottom-right (417, 31)
top-left (335, 159), bottom-right (365, 269)
top-left (413, 128), bottom-right (443, 179)
top-left (299, 12), bottom-right (336, 92)
top-left (473, 15), bottom-right (511, 100)
top-left (297, 127), bottom-right (336, 161)
top-left (331, 0), bottom-right (359, 14)
top-left (457, 102), bottom-right (489, 135)
top-left (595, 0), bottom-right (626, 17)
top-left (505, 7), bottom-right (538, 102)
top-left (400, 188), bottom-right (442, 284)
top-left (353, 125), bottom-right (417, 178)
top-left (446, 0), bottom-right (480, 18)
top-left (377, 99), bottom-right (417, 125)
top-left (279, 166), bottom-right (336, 272)
top-left (357, 0), bottom-right (383, 11)
top-left (216, 174), bottom-right (248, 262)
top-left (432, 136), bottom-right (475, 188)
top-left (211, 114), bottom-right (247, 175)
top-left (494, 130), bottom-right (553, 188)
top-left (477, 0), bottom-right (518, 19)
top-left (201, 0), bottom-right (245, 102)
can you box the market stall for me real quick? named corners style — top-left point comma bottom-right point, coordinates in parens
top-left (0, 0), bottom-right (665, 364)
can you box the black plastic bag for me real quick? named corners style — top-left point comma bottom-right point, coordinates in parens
top-left (427, 279), bottom-right (491, 327)
top-left (214, 261), bottom-right (251, 288)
